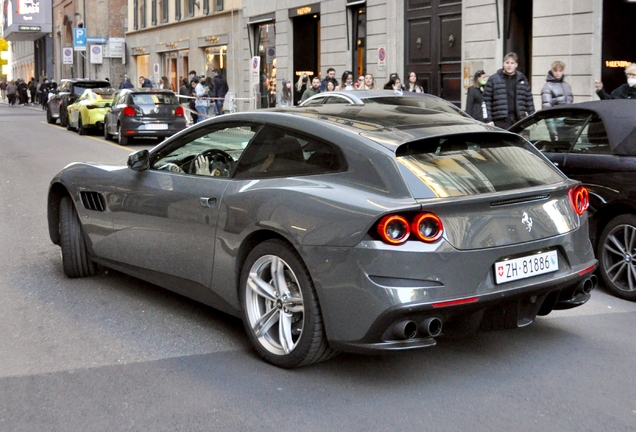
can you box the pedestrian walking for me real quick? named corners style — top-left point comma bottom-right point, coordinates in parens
top-left (483, 52), bottom-right (535, 129)
top-left (178, 77), bottom-right (193, 126)
top-left (595, 64), bottom-right (636, 100)
top-left (17, 79), bottom-right (28, 105)
top-left (138, 76), bottom-right (153, 88)
top-left (28, 77), bottom-right (37, 104)
top-left (6, 80), bottom-right (17, 106)
top-left (541, 61), bottom-right (573, 109)
top-left (39, 78), bottom-right (50, 110)
top-left (466, 70), bottom-right (488, 122)
top-left (0, 80), bottom-right (6, 101)
top-left (204, 76), bottom-right (216, 118)
top-left (294, 73), bottom-right (309, 105)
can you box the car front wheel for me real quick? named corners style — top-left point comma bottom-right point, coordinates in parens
top-left (59, 196), bottom-right (97, 278)
top-left (240, 240), bottom-right (335, 368)
top-left (597, 214), bottom-right (636, 301)
top-left (46, 106), bottom-right (56, 124)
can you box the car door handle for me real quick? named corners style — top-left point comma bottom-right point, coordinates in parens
top-left (200, 197), bottom-right (216, 208)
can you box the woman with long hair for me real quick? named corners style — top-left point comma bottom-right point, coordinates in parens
top-left (405, 71), bottom-right (424, 93)
top-left (360, 74), bottom-right (376, 90)
top-left (278, 78), bottom-right (293, 107)
top-left (466, 70), bottom-right (488, 122)
top-left (339, 71), bottom-right (355, 90)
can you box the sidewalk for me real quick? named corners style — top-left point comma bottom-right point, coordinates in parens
top-left (0, 98), bottom-right (45, 112)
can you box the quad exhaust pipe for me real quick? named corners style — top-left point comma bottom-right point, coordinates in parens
top-left (390, 317), bottom-right (443, 340)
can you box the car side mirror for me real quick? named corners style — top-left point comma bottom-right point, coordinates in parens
top-left (104, 102), bottom-right (111, 108)
top-left (128, 150), bottom-right (150, 171)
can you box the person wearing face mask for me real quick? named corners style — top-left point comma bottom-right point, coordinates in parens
top-left (595, 64), bottom-right (636, 100)
top-left (278, 79), bottom-right (293, 107)
top-left (483, 52), bottom-right (535, 129)
top-left (541, 61), bottom-right (573, 109)
top-left (339, 71), bottom-right (355, 91)
top-left (466, 70), bottom-right (488, 122)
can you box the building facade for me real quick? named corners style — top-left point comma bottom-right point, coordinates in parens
top-left (123, 0), bottom-right (243, 94)
top-left (52, 0), bottom-right (127, 84)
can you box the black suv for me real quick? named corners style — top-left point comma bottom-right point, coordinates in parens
top-left (46, 78), bottom-right (112, 126)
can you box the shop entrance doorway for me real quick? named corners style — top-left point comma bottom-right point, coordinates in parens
top-left (293, 13), bottom-right (320, 105)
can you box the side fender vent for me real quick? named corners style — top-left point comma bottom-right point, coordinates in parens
top-left (80, 192), bottom-right (107, 212)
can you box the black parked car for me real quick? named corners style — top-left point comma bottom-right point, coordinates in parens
top-left (510, 100), bottom-right (636, 301)
top-left (46, 78), bottom-right (112, 127)
top-left (103, 88), bottom-right (187, 145)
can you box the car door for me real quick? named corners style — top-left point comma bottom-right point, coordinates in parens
top-left (108, 122), bottom-right (259, 288)
top-left (107, 91), bottom-right (126, 135)
top-left (69, 91), bottom-right (87, 127)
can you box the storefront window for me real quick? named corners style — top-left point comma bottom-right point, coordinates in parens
top-left (162, 52), bottom-right (178, 91)
top-left (256, 23), bottom-right (276, 108)
top-left (137, 54), bottom-right (150, 83)
top-left (352, 6), bottom-right (366, 78)
top-left (205, 46), bottom-right (227, 78)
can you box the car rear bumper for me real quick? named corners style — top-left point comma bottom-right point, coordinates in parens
top-left (302, 227), bottom-right (596, 352)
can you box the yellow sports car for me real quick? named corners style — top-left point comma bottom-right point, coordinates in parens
top-left (67, 87), bottom-right (116, 135)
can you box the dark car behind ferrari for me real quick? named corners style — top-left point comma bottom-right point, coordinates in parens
top-left (46, 78), bottom-right (112, 126)
top-left (103, 88), bottom-right (186, 145)
top-left (510, 99), bottom-right (636, 300)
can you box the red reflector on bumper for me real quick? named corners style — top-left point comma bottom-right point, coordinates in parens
top-left (578, 265), bottom-right (596, 276)
top-left (432, 297), bottom-right (479, 308)
top-left (125, 130), bottom-right (135, 135)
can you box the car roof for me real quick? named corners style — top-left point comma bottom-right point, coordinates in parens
top-left (302, 89), bottom-right (447, 104)
top-left (515, 100), bottom-right (636, 155)
top-left (260, 103), bottom-right (495, 149)
top-left (119, 88), bottom-right (176, 94)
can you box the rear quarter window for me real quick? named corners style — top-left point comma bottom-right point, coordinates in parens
top-left (396, 133), bottom-right (564, 198)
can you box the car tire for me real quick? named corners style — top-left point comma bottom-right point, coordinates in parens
top-left (597, 214), bottom-right (636, 301)
top-left (66, 116), bottom-right (75, 131)
top-left (104, 119), bottom-right (112, 140)
top-left (118, 124), bottom-right (129, 145)
top-left (46, 106), bottom-right (56, 124)
top-left (239, 239), bottom-right (336, 368)
top-left (60, 109), bottom-right (68, 127)
top-left (59, 196), bottom-right (97, 278)
top-left (78, 117), bottom-right (86, 135)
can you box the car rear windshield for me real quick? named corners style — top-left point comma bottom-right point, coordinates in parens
top-left (396, 133), bottom-right (564, 198)
top-left (132, 93), bottom-right (178, 105)
top-left (73, 83), bottom-right (111, 94)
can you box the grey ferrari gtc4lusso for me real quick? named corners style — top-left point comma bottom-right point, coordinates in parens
top-left (47, 103), bottom-right (597, 368)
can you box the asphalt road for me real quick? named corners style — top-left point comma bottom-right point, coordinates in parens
top-left (1, 101), bottom-right (636, 431)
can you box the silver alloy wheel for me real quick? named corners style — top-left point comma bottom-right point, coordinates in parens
top-left (601, 222), bottom-right (636, 292)
top-left (244, 254), bottom-right (305, 355)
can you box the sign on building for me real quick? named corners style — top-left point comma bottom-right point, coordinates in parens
top-left (90, 45), bottom-right (103, 64)
top-left (62, 47), bottom-right (74, 65)
top-left (377, 45), bottom-right (387, 71)
top-left (73, 28), bottom-right (87, 51)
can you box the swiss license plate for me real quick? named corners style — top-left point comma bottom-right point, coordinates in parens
top-left (494, 250), bottom-right (558, 284)
top-left (144, 123), bottom-right (168, 130)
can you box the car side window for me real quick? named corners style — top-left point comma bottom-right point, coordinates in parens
top-left (323, 96), bottom-right (349, 105)
top-left (571, 118), bottom-right (611, 155)
top-left (234, 127), bottom-right (344, 179)
top-left (303, 97), bottom-right (324, 106)
top-left (520, 114), bottom-right (591, 153)
top-left (151, 124), bottom-right (261, 177)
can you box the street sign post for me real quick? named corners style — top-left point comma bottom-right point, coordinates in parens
top-left (86, 36), bottom-right (108, 44)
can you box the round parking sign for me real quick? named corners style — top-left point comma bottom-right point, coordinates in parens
top-left (92, 46), bottom-right (101, 55)
top-left (64, 48), bottom-right (72, 56)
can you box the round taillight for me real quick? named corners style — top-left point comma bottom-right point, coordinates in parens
top-left (175, 106), bottom-right (184, 116)
top-left (377, 215), bottom-right (410, 245)
top-left (569, 186), bottom-right (589, 216)
top-left (412, 213), bottom-right (443, 242)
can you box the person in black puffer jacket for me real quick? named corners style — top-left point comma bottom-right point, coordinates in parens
top-left (483, 52), bottom-right (535, 129)
top-left (541, 60), bottom-right (573, 109)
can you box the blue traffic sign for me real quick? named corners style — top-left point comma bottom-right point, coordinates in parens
top-left (73, 28), bottom-right (87, 48)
